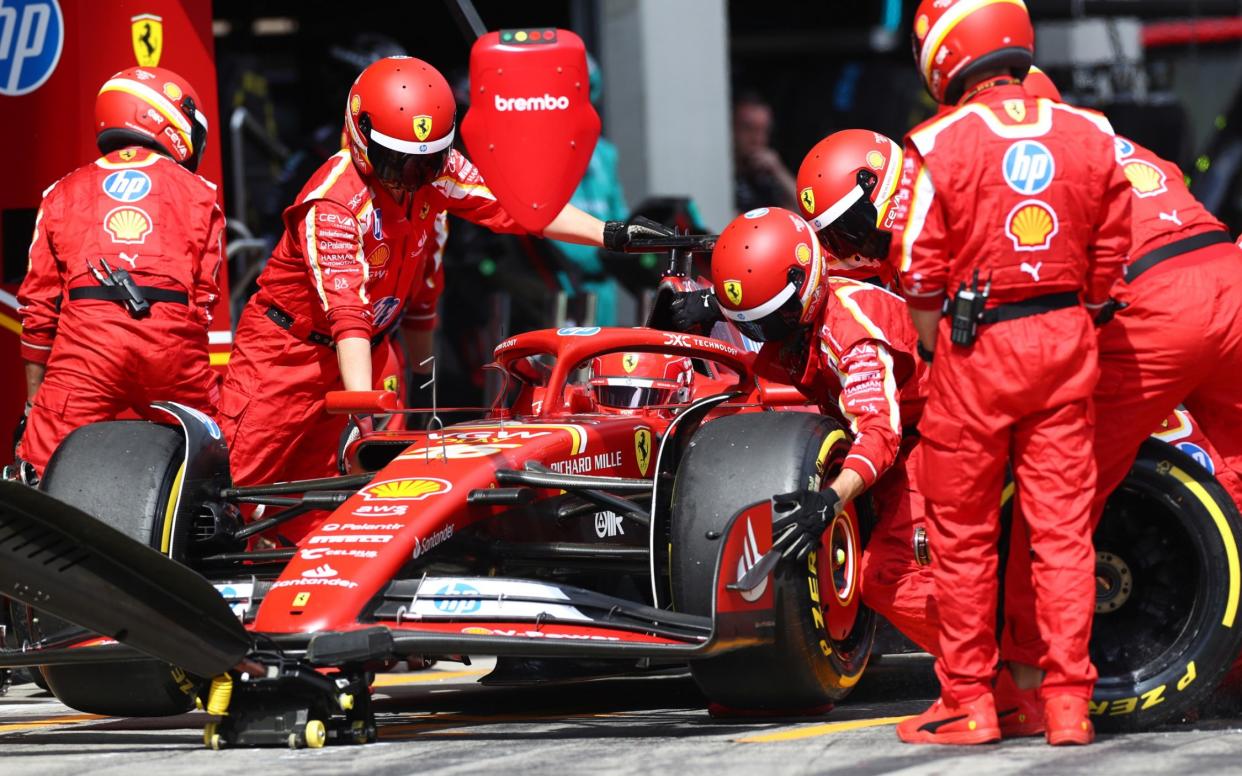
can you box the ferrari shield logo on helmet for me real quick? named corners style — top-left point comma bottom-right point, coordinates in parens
top-left (635, 428), bottom-right (653, 477)
top-left (413, 115), bottom-right (433, 142)
top-left (131, 14), bottom-right (163, 67)
top-left (723, 279), bottom-right (743, 307)
top-left (799, 187), bottom-right (815, 214)
top-left (622, 353), bottom-right (639, 374)
top-left (1003, 99), bottom-right (1027, 122)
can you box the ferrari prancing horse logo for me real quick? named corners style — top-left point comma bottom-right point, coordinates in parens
top-left (799, 187), bottom-right (815, 214)
top-left (635, 428), bottom-right (652, 477)
top-left (622, 353), bottom-right (639, 374)
top-left (131, 14), bottom-right (163, 67)
top-left (413, 115), bottom-right (433, 142)
top-left (723, 279), bottom-right (743, 307)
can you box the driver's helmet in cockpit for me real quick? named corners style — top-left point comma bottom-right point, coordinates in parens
top-left (589, 352), bottom-right (693, 414)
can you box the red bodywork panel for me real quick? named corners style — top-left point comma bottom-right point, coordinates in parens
top-left (461, 28), bottom-right (599, 234)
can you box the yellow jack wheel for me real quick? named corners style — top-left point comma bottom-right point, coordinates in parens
top-left (203, 721), bottom-right (222, 750)
top-left (351, 720), bottom-right (368, 745)
top-left (304, 719), bottom-right (326, 749)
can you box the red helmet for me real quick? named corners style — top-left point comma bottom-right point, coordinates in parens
top-left (711, 207), bottom-right (825, 342)
top-left (589, 352), bottom-right (693, 412)
top-left (345, 56), bottom-right (456, 194)
top-left (911, 0), bottom-right (1034, 104)
top-left (796, 129), bottom-right (903, 263)
top-left (1023, 65), bottom-right (1063, 102)
top-left (95, 67), bottom-right (209, 171)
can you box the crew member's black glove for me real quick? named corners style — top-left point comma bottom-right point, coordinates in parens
top-left (12, 401), bottom-right (30, 454)
top-left (603, 216), bottom-right (675, 251)
top-left (1092, 298), bottom-right (1128, 327)
top-left (771, 489), bottom-right (842, 561)
top-left (669, 289), bottom-right (721, 334)
top-left (336, 415), bottom-right (374, 475)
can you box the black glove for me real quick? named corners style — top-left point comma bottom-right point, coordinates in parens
top-left (1092, 298), bottom-right (1128, 326)
top-left (336, 415), bottom-right (374, 474)
top-left (669, 289), bottom-right (721, 334)
top-left (603, 216), bottom-right (675, 251)
top-left (12, 401), bottom-right (30, 455)
top-left (771, 489), bottom-right (842, 561)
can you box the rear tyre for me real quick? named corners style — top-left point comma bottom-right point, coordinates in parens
top-left (671, 412), bottom-right (875, 710)
top-left (32, 421), bottom-right (201, 716)
top-left (1088, 439), bottom-right (1242, 731)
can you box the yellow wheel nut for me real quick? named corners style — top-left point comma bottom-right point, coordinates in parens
top-left (338, 693), bottom-right (354, 711)
top-left (305, 719), bottom-right (327, 749)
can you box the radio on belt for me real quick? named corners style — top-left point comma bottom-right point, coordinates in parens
top-left (948, 269), bottom-right (990, 347)
top-left (87, 258), bottom-right (150, 318)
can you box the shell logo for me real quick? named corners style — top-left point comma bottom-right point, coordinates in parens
top-left (1005, 200), bottom-right (1059, 252)
top-left (915, 14), bottom-right (929, 39)
top-left (360, 478), bottom-right (452, 501)
top-left (103, 206), bottom-right (152, 244)
top-left (367, 244), bottom-right (391, 266)
top-left (723, 279), bottom-right (743, 306)
top-left (795, 242), bottom-right (812, 266)
top-left (163, 82), bottom-right (182, 100)
top-left (1123, 161), bottom-right (1167, 198)
top-left (350, 94), bottom-right (361, 116)
top-left (866, 150), bottom-right (885, 170)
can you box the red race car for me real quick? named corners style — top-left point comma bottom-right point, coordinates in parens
top-left (1, 239), bottom-right (1240, 745)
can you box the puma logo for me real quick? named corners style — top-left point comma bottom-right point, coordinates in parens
top-left (119, 252), bottom-right (138, 269)
top-left (1159, 210), bottom-right (1183, 226)
top-left (1020, 261), bottom-right (1042, 282)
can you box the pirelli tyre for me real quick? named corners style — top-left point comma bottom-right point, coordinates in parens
top-left (1084, 439), bottom-right (1242, 732)
top-left (31, 421), bottom-right (201, 716)
top-left (670, 412), bottom-right (875, 711)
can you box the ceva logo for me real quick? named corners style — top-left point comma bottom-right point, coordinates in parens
top-left (0, 0), bottom-right (64, 96)
top-left (494, 93), bottom-right (570, 112)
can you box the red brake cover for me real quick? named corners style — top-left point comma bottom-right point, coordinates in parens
top-left (462, 28), bottom-right (600, 233)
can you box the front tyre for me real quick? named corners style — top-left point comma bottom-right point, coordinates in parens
top-left (671, 412), bottom-right (875, 710)
top-left (32, 421), bottom-right (202, 716)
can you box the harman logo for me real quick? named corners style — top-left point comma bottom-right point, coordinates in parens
top-left (493, 93), bottom-right (570, 112)
top-left (301, 564), bottom-right (337, 578)
top-left (360, 478), bottom-right (452, 501)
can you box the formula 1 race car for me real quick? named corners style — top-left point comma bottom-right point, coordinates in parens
top-left (2, 241), bottom-right (1241, 745)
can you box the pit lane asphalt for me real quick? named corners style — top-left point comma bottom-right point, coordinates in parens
top-left (3, 654), bottom-right (1242, 775)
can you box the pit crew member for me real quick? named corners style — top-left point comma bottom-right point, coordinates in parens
top-left (999, 66), bottom-right (1242, 733)
top-left (221, 56), bottom-right (666, 505)
top-left (706, 206), bottom-right (941, 659)
top-left (16, 66), bottom-right (222, 478)
top-left (794, 129), bottom-right (905, 286)
top-left (887, 0), bottom-right (1130, 746)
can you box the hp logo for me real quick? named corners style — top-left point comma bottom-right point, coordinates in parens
top-left (433, 582), bottom-right (481, 614)
top-left (1002, 140), bottom-right (1055, 196)
top-left (0, 0), bottom-right (64, 96)
top-left (102, 170), bottom-right (152, 203)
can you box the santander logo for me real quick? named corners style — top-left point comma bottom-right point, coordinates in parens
top-left (494, 93), bottom-right (570, 112)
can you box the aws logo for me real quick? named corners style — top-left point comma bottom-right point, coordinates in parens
top-left (359, 478), bottom-right (452, 501)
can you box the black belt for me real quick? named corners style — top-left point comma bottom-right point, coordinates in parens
top-left (1125, 230), bottom-right (1232, 283)
top-left (68, 286), bottom-right (188, 305)
top-left (265, 305), bottom-right (395, 349)
top-left (977, 291), bottom-right (1080, 325)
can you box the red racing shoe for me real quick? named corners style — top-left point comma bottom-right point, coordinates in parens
top-left (1045, 695), bottom-right (1094, 746)
top-left (995, 668), bottom-right (1044, 738)
top-left (897, 693), bottom-right (1001, 745)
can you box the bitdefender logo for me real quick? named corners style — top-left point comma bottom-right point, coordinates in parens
top-left (494, 93), bottom-right (570, 112)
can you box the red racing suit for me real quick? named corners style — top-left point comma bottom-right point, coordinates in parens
top-left (891, 84), bottom-right (1131, 704)
top-left (18, 147), bottom-right (223, 473)
top-left (1002, 136), bottom-right (1242, 669)
top-left (755, 276), bottom-right (937, 653)
top-left (220, 149), bottom-right (524, 514)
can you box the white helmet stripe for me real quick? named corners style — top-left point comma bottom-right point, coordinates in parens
top-left (720, 282), bottom-right (798, 323)
top-left (809, 185), bottom-right (865, 231)
top-left (370, 126), bottom-right (455, 155)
